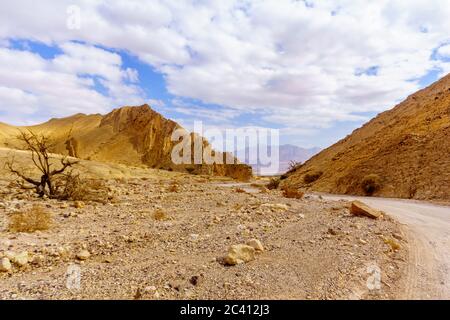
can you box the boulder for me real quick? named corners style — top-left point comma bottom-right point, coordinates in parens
top-left (0, 257), bottom-right (12, 272)
top-left (224, 244), bottom-right (255, 266)
top-left (76, 249), bottom-right (91, 260)
top-left (350, 201), bottom-right (382, 219)
top-left (74, 201), bottom-right (85, 209)
top-left (12, 251), bottom-right (29, 267)
top-left (261, 203), bottom-right (289, 211)
top-left (246, 239), bottom-right (264, 252)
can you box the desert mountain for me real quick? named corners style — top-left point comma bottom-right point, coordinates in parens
top-left (0, 104), bottom-right (252, 180)
top-left (281, 73), bottom-right (450, 200)
top-left (240, 144), bottom-right (320, 175)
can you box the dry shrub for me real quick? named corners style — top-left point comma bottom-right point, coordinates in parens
top-left (8, 205), bottom-right (52, 233)
top-left (56, 174), bottom-right (110, 202)
top-left (303, 171), bottom-right (323, 184)
top-left (361, 174), bottom-right (381, 196)
top-left (153, 208), bottom-right (168, 221)
top-left (282, 187), bottom-right (304, 199)
top-left (235, 187), bottom-right (246, 193)
top-left (266, 177), bottom-right (280, 190)
top-left (287, 160), bottom-right (302, 173)
top-left (168, 182), bottom-right (179, 192)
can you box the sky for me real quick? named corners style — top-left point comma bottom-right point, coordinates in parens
top-left (0, 0), bottom-right (450, 149)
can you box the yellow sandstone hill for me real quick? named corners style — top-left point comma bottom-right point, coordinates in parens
top-left (0, 104), bottom-right (252, 180)
top-left (282, 73), bottom-right (450, 200)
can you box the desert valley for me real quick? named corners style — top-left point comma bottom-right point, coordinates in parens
top-left (1, 1), bottom-right (450, 305)
top-left (0, 74), bottom-right (449, 300)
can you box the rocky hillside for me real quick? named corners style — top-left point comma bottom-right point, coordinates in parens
top-left (282, 73), bottom-right (450, 200)
top-left (0, 105), bottom-right (251, 180)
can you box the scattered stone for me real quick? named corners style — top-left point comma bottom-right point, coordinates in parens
top-left (189, 275), bottom-right (201, 286)
top-left (103, 257), bottom-right (113, 263)
top-left (31, 255), bottom-right (45, 265)
top-left (11, 252), bottom-right (29, 267)
top-left (144, 285), bottom-right (157, 293)
top-left (76, 250), bottom-right (91, 261)
top-left (350, 201), bottom-right (382, 219)
top-left (223, 244), bottom-right (256, 266)
top-left (74, 201), bottom-right (85, 209)
top-left (190, 234), bottom-right (199, 241)
top-left (392, 233), bottom-right (403, 241)
top-left (327, 228), bottom-right (339, 236)
top-left (0, 257), bottom-right (12, 272)
top-left (384, 238), bottom-right (401, 251)
top-left (246, 239), bottom-right (264, 252)
top-left (261, 203), bottom-right (289, 211)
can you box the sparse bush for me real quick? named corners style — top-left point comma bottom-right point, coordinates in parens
top-left (282, 187), bottom-right (304, 199)
top-left (266, 177), bottom-right (280, 190)
top-left (153, 208), bottom-right (168, 221)
top-left (185, 167), bottom-right (195, 174)
top-left (168, 182), bottom-right (179, 192)
top-left (361, 174), bottom-right (381, 196)
top-left (6, 130), bottom-right (78, 197)
top-left (287, 160), bottom-right (302, 173)
top-left (303, 171), bottom-right (323, 184)
top-left (8, 205), bottom-right (52, 233)
top-left (55, 173), bottom-right (110, 202)
top-left (235, 187), bottom-right (246, 193)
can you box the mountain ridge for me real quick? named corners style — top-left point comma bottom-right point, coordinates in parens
top-left (281, 73), bottom-right (450, 200)
top-left (0, 104), bottom-right (252, 180)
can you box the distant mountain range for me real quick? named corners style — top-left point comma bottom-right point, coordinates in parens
top-left (238, 144), bottom-right (320, 175)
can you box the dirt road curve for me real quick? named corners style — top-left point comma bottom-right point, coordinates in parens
top-left (323, 195), bottom-right (450, 299)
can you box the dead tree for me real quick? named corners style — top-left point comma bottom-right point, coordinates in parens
top-left (6, 130), bottom-right (79, 197)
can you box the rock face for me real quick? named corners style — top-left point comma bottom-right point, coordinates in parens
top-left (224, 244), bottom-right (256, 265)
top-left (282, 73), bottom-right (450, 200)
top-left (350, 201), bottom-right (382, 219)
top-left (0, 105), bottom-right (252, 180)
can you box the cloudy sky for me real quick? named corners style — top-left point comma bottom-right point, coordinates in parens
top-left (0, 0), bottom-right (449, 148)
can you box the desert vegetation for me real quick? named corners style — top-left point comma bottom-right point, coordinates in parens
top-left (303, 170), bottom-right (323, 184)
top-left (266, 177), bottom-right (280, 190)
top-left (6, 130), bottom-right (78, 198)
top-left (361, 174), bottom-right (382, 196)
top-left (281, 186), bottom-right (304, 199)
top-left (286, 160), bottom-right (302, 173)
top-left (8, 205), bottom-right (52, 233)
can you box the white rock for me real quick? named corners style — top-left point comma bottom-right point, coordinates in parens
top-left (0, 257), bottom-right (12, 272)
top-left (76, 250), bottom-right (91, 261)
top-left (12, 251), bottom-right (29, 267)
top-left (246, 239), bottom-right (264, 252)
top-left (189, 234), bottom-right (199, 241)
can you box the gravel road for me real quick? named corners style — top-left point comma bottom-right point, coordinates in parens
top-left (323, 195), bottom-right (450, 299)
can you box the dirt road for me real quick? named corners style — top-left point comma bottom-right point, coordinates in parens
top-left (323, 194), bottom-right (450, 299)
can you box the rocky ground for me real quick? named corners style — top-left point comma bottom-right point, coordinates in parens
top-left (0, 172), bottom-right (408, 300)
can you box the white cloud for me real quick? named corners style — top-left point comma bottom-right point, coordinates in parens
top-left (0, 0), bottom-right (449, 134)
top-left (437, 44), bottom-right (450, 58)
top-left (0, 42), bottom-right (145, 124)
